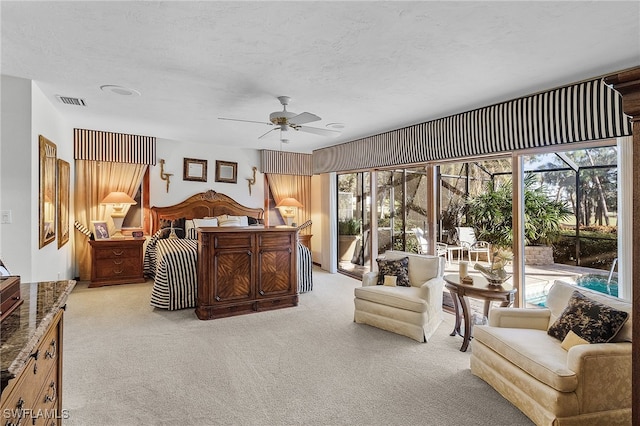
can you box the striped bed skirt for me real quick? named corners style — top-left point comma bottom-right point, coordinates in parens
top-left (297, 243), bottom-right (313, 293)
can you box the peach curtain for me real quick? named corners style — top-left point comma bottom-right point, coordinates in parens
top-left (74, 160), bottom-right (147, 280)
top-left (266, 174), bottom-right (311, 234)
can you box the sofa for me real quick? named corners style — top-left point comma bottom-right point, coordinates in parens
top-left (354, 250), bottom-right (445, 342)
top-left (471, 279), bottom-right (632, 425)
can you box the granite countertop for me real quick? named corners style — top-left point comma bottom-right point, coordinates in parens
top-left (1, 279), bottom-right (76, 392)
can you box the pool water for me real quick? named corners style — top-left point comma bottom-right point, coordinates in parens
top-left (526, 274), bottom-right (618, 307)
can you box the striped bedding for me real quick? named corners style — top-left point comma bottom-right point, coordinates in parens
top-left (145, 236), bottom-right (198, 310)
top-left (144, 234), bottom-right (313, 310)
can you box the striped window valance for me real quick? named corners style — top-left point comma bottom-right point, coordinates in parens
top-left (313, 78), bottom-right (632, 174)
top-left (261, 149), bottom-right (313, 176)
top-left (74, 128), bottom-right (156, 165)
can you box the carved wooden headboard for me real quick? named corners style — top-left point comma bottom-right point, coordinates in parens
top-left (150, 190), bottom-right (264, 234)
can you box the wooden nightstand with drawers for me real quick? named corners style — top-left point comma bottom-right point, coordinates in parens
top-left (89, 238), bottom-right (145, 287)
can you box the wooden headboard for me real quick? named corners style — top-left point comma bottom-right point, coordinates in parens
top-left (150, 190), bottom-right (264, 234)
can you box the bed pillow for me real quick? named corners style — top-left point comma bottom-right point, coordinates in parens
top-left (217, 215), bottom-right (249, 227)
top-left (158, 217), bottom-right (186, 239)
top-left (193, 218), bottom-right (218, 228)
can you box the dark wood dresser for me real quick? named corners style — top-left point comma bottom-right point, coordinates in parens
top-left (1, 280), bottom-right (76, 425)
top-left (89, 238), bottom-right (145, 287)
top-left (197, 226), bottom-right (298, 320)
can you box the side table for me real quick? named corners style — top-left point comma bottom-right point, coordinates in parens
top-left (89, 238), bottom-right (146, 287)
top-left (443, 274), bottom-right (516, 352)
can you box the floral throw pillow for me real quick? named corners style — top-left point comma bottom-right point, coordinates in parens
top-left (547, 290), bottom-right (629, 343)
top-left (376, 257), bottom-right (410, 287)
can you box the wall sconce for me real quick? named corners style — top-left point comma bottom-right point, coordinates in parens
top-left (159, 159), bottom-right (173, 193)
top-left (101, 191), bottom-right (137, 239)
top-left (246, 166), bottom-right (257, 195)
top-left (275, 197), bottom-right (303, 227)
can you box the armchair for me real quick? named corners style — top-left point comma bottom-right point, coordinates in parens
top-left (354, 251), bottom-right (445, 342)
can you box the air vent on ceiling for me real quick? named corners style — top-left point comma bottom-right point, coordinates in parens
top-left (56, 95), bottom-right (87, 106)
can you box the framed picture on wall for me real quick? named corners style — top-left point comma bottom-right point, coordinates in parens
top-left (183, 158), bottom-right (207, 182)
top-left (57, 159), bottom-right (70, 248)
top-left (215, 160), bottom-right (237, 184)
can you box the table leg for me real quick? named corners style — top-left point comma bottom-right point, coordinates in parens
top-left (449, 289), bottom-right (461, 337)
top-left (483, 300), bottom-right (492, 320)
top-left (457, 293), bottom-right (472, 352)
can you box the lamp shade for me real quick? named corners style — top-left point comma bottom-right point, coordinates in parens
top-left (275, 197), bottom-right (303, 208)
top-left (101, 191), bottom-right (137, 206)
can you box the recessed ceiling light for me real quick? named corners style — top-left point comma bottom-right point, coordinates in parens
top-left (326, 123), bottom-right (345, 130)
top-left (100, 85), bottom-right (141, 96)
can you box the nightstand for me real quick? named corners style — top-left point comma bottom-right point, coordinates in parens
top-left (89, 238), bottom-right (145, 287)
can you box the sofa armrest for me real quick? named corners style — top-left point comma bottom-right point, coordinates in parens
top-left (362, 271), bottom-right (378, 287)
top-left (566, 342), bottom-right (632, 413)
top-left (488, 307), bottom-right (551, 330)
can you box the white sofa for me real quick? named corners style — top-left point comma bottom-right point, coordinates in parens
top-left (354, 251), bottom-right (445, 342)
top-left (471, 280), bottom-right (632, 425)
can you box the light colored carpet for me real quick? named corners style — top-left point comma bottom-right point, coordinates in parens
top-left (62, 268), bottom-right (533, 426)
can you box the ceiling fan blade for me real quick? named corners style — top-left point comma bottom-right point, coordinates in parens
top-left (258, 127), bottom-right (278, 139)
top-left (218, 117), bottom-right (272, 126)
top-left (288, 112), bottom-right (321, 125)
top-left (294, 125), bottom-right (341, 137)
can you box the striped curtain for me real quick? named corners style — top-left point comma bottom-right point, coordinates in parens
top-left (73, 129), bottom-right (155, 280)
top-left (266, 174), bottom-right (312, 234)
top-left (313, 79), bottom-right (631, 173)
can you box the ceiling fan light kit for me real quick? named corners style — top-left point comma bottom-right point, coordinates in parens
top-left (219, 95), bottom-right (342, 141)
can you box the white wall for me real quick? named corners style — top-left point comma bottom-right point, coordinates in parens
top-left (0, 76), bottom-right (74, 282)
top-left (31, 82), bottom-right (74, 281)
top-left (150, 138), bottom-right (265, 212)
top-left (1, 75), bottom-right (32, 279)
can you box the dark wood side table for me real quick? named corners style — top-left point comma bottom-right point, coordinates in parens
top-left (443, 274), bottom-right (517, 352)
top-left (89, 238), bottom-right (146, 287)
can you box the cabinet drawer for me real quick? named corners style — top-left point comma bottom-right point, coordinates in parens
top-left (93, 247), bottom-right (140, 259)
top-left (1, 315), bottom-right (60, 425)
top-left (94, 258), bottom-right (142, 279)
top-left (258, 233), bottom-right (293, 248)
top-left (213, 233), bottom-right (252, 249)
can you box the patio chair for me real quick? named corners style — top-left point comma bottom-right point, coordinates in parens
top-left (455, 226), bottom-right (491, 262)
top-left (413, 227), bottom-right (449, 263)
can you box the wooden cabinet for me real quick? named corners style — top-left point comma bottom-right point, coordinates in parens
top-left (197, 227), bottom-right (298, 320)
top-left (89, 238), bottom-right (145, 287)
top-left (1, 310), bottom-right (65, 425)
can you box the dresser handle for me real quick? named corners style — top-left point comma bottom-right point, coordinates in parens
top-left (44, 381), bottom-right (57, 403)
top-left (113, 259), bottom-right (124, 265)
top-left (45, 340), bottom-right (57, 359)
top-left (113, 269), bottom-right (123, 275)
top-left (112, 250), bottom-right (124, 256)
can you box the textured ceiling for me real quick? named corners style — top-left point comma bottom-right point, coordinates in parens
top-left (2, 1), bottom-right (639, 153)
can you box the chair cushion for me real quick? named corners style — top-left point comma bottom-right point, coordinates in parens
top-left (376, 257), bottom-right (410, 287)
top-left (547, 290), bottom-right (629, 343)
top-left (354, 285), bottom-right (427, 313)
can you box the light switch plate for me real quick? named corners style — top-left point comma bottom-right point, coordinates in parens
top-left (1, 210), bottom-right (12, 224)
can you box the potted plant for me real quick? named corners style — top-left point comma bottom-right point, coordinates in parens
top-left (338, 218), bottom-right (361, 261)
top-left (465, 175), bottom-right (571, 264)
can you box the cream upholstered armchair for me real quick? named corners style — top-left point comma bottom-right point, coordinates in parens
top-left (354, 251), bottom-right (445, 342)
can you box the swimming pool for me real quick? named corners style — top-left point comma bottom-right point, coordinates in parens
top-left (525, 274), bottom-right (618, 307)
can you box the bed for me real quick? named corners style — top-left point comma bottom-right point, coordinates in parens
top-left (144, 190), bottom-right (312, 310)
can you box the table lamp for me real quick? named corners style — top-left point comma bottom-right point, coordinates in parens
top-left (275, 197), bottom-right (303, 227)
top-left (101, 191), bottom-right (137, 239)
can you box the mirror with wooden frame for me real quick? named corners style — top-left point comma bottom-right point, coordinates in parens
top-left (39, 135), bottom-right (57, 248)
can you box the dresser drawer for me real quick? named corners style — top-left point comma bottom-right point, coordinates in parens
top-left (93, 246), bottom-right (140, 260)
top-left (94, 258), bottom-right (142, 279)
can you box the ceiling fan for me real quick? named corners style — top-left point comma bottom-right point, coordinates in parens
top-left (219, 96), bottom-right (341, 140)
